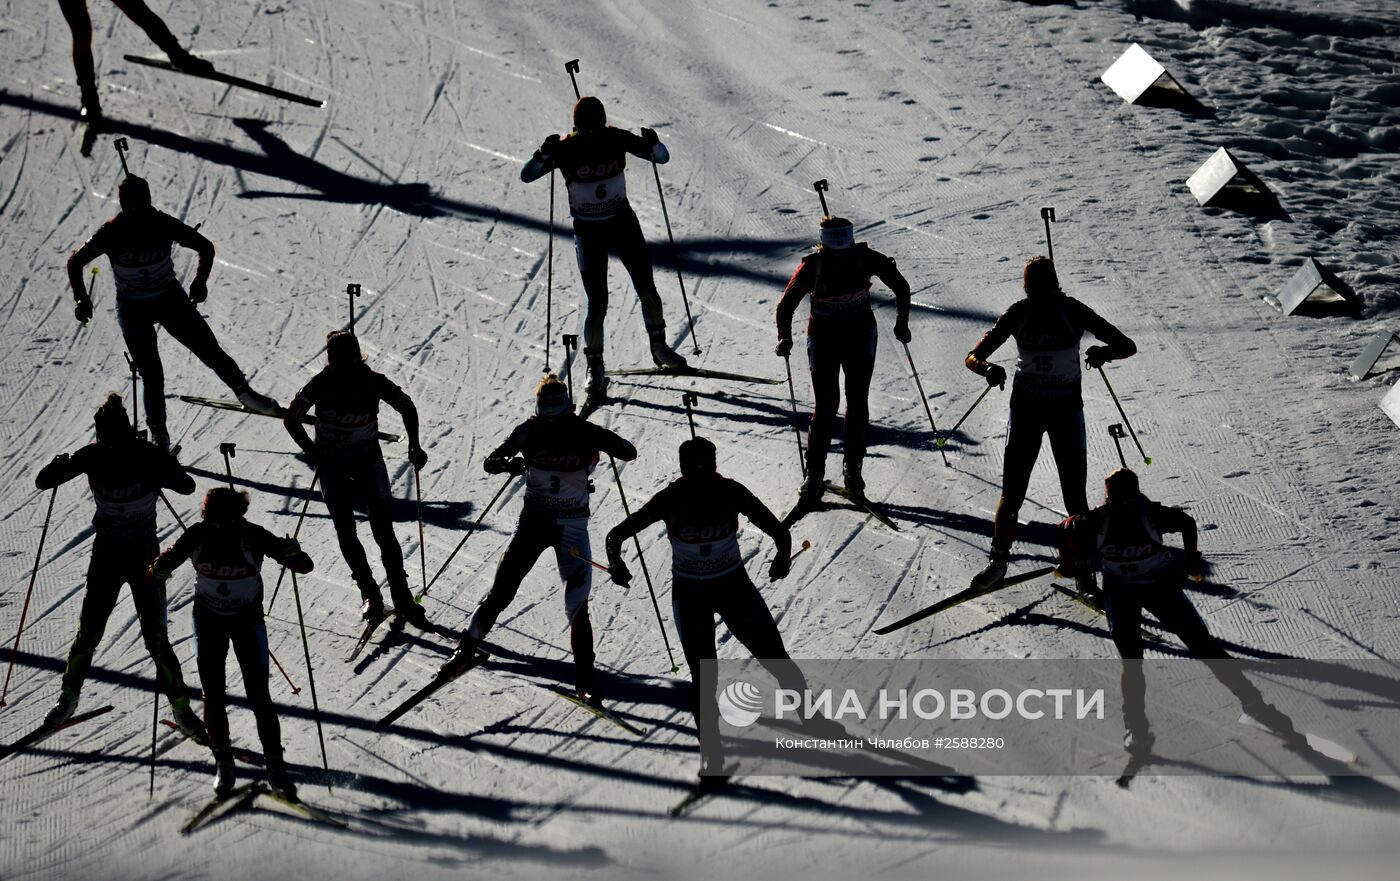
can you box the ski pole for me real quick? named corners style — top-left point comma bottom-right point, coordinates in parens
top-left (266, 472), bottom-right (319, 615)
top-left (0, 487), bottom-right (57, 708)
top-left (814, 179), bottom-right (830, 216)
top-left (782, 355), bottom-right (807, 478)
top-left (681, 392), bottom-right (698, 439)
top-left (289, 571), bottom-right (333, 795)
top-left (158, 491), bottom-right (188, 531)
top-left (346, 283), bottom-right (360, 335)
top-left (148, 673), bottom-right (158, 798)
top-left (80, 267), bottom-right (99, 329)
top-left (650, 160), bottom-right (702, 355)
top-left (609, 458), bottom-right (678, 673)
top-left (266, 648), bottom-right (301, 695)
top-left (1041, 206), bottom-right (1056, 263)
top-left (545, 169), bottom-right (555, 374)
top-left (220, 443), bottom-right (236, 489)
top-left (124, 352), bottom-right (140, 435)
top-left (414, 469), bottom-right (427, 596)
top-left (569, 546), bottom-right (610, 573)
top-left (419, 475), bottom-right (514, 601)
top-left (1108, 424), bottom-right (1129, 469)
top-left (1098, 367), bottom-right (1151, 464)
top-left (565, 59), bottom-right (581, 99)
top-left (938, 385), bottom-right (994, 449)
top-left (902, 342), bottom-right (949, 467)
top-left (562, 335), bottom-right (578, 403)
top-left (114, 137), bottom-right (131, 176)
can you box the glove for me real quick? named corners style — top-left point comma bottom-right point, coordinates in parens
top-left (484, 455), bottom-right (527, 476)
top-left (1183, 550), bottom-right (1206, 582)
top-left (609, 557), bottom-right (632, 587)
top-left (188, 278), bottom-right (208, 305)
top-left (640, 127), bottom-right (660, 146)
top-left (1084, 346), bottom-right (1110, 370)
top-left (768, 553), bottom-right (791, 582)
top-left (775, 337), bottom-right (793, 358)
top-left (409, 445), bottom-right (428, 471)
top-left (539, 134), bottom-right (561, 159)
top-left (74, 296), bottom-right (93, 324)
top-left (893, 319), bottom-right (911, 344)
top-left (984, 363), bottom-right (1007, 389)
top-left (146, 564), bottom-right (171, 583)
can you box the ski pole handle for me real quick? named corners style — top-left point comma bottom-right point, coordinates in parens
top-left (570, 546), bottom-right (610, 573)
top-left (565, 59), bottom-right (581, 99)
top-left (814, 179), bottom-right (830, 216)
top-left (114, 137), bottom-right (131, 175)
top-left (1040, 206), bottom-right (1056, 263)
top-left (681, 392), bottom-right (698, 439)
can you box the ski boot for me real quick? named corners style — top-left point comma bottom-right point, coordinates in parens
top-left (78, 82), bottom-right (102, 122)
top-left (440, 633), bottom-right (484, 679)
top-left (172, 705), bottom-right (207, 743)
top-left (797, 464), bottom-right (826, 507)
top-left (1123, 727), bottom-right (1155, 758)
top-left (969, 548), bottom-right (1010, 591)
top-left (581, 347), bottom-right (608, 414)
top-left (1244, 701), bottom-right (1307, 751)
top-left (149, 423), bottom-right (172, 454)
top-left (842, 459), bottom-right (866, 501)
top-left (388, 577), bottom-right (427, 628)
top-left (647, 327), bottom-right (688, 370)
top-left (212, 749), bottom-right (236, 797)
top-left (43, 692), bottom-right (79, 728)
top-left (264, 749), bottom-right (297, 800)
top-left (234, 384), bottom-right (279, 415)
top-left (359, 590), bottom-right (386, 622)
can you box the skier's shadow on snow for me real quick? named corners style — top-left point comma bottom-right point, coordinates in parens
top-left (879, 503), bottom-right (1060, 549)
top-left (0, 94), bottom-right (807, 288)
top-left (182, 464), bottom-right (479, 530)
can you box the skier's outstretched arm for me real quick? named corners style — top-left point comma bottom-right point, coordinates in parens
top-left (380, 378), bottom-right (426, 463)
top-left (622, 128), bottom-right (669, 164)
top-left (965, 303), bottom-right (1018, 388)
top-left (169, 217), bottom-right (215, 289)
top-left (605, 492), bottom-right (667, 577)
top-left (250, 523), bottom-right (314, 574)
top-left (283, 395), bottom-right (315, 457)
top-left (35, 448), bottom-right (87, 490)
top-left (149, 524), bottom-right (201, 581)
top-left (1074, 300), bottom-right (1136, 369)
top-left (156, 449), bottom-right (196, 495)
top-left (589, 424), bottom-right (638, 462)
top-left (736, 483), bottom-right (792, 568)
top-left (775, 260), bottom-right (815, 356)
top-left (871, 251), bottom-right (913, 341)
top-left (520, 135), bottom-right (560, 183)
top-left (483, 424), bottom-right (527, 474)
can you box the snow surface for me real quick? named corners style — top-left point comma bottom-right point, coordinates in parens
top-left (2, 0), bottom-right (1398, 879)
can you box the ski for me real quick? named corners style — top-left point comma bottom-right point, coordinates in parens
top-left (669, 766), bottom-right (738, 817)
top-left (375, 649), bottom-right (489, 730)
top-left (552, 688), bottom-right (647, 737)
top-left (1115, 750), bottom-right (1154, 788)
top-left (823, 482), bottom-right (900, 531)
top-left (1238, 712), bottom-right (1360, 767)
top-left (607, 366), bottom-right (783, 385)
top-left (181, 782), bottom-right (265, 835)
top-left (1047, 582), bottom-right (1165, 647)
top-left (873, 566), bottom-right (1057, 635)
top-left (123, 55), bottom-right (324, 108)
top-left (345, 611), bottom-right (399, 663)
top-left (259, 789), bottom-right (349, 828)
top-left (0, 705), bottom-right (116, 762)
top-left (159, 719), bottom-right (265, 766)
top-left (178, 395), bottom-right (401, 443)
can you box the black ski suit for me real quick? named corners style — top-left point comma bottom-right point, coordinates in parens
top-left (776, 244), bottom-right (911, 480)
top-left (469, 413), bottom-right (636, 696)
top-left (151, 519), bottom-right (312, 757)
top-left (520, 127), bottom-right (671, 352)
top-left (285, 362), bottom-right (421, 606)
top-left (968, 295), bottom-right (1135, 552)
top-left (68, 208), bottom-right (252, 440)
top-left (35, 437), bottom-right (196, 712)
top-left (606, 474), bottom-right (804, 762)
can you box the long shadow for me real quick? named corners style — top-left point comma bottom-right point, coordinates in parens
top-left (182, 464), bottom-right (478, 529)
top-left (4, 92), bottom-right (804, 287)
top-left (879, 502), bottom-right (1060, 549)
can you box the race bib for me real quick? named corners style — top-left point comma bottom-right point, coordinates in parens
top-left (93, 488), bottom-right (157, 532)
top-left (811, 286), bottom-right (872, 317)
top-left (1014, 345), bottom-right (1081, 392)
top-left (567, 171), bottom-right (627, 220)
top-left (669, 533), bottom-right (742, 580)
top-left (526, 467), bottom-right (592, 513)
top-left (194, 573), bottom-right (262, 613)
top-left (314, 410), bottom-right (379, 447)
top-left (111, 248), bottom-right (177, 299)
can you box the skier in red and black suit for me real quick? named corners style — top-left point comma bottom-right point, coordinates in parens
top-left (520, 96), bottom-right (688, 408)
top-left (149, 486), bottom-right (313, 797)
top-left (441, 376), bottom-right (636, 703)
top-left (964, 255), bottom-right (1136, 590)
top-left (284, 331), bottom-right (429, 623)
top-left (605, 438), bottom-right (805, 773)
top-left (1060, 469), bottom-right (1302, 757)
top-left (776, 216), bottom-right (912, 502)
top-left (58, 0), bottom-right (214, 120)
top-left (34, 393), bottom-right (203, 738)
top-left (67, 175), bottom-right (278, 451)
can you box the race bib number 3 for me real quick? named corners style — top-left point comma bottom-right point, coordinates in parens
top-left (527, 468), bottom-right (591, 510)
